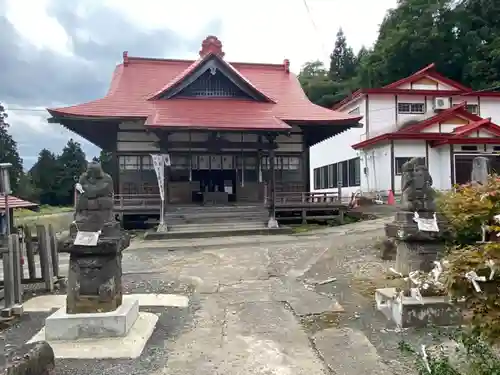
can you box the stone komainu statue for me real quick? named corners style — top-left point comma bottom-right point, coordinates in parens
top-left (71, 162), bottom-right (117, 236)
top-left (400, 157), bottom-right (436, 212)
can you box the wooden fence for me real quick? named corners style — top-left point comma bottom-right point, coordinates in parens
top-left (0, 224), bottom-right (61, 318)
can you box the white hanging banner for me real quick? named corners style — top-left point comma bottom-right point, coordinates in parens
top-left (151, 154), bottom-right (165, 201)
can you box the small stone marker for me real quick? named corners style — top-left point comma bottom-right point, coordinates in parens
top-left (471, 156), bottom-right (490, 185)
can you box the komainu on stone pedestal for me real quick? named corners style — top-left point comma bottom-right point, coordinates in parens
top-left (0, 341), bottom-right (55, 375)
top-left (59, 162), bottom-right (130, 314)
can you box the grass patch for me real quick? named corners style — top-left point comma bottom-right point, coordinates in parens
top-left (291, 224), bottom-right (323, 234)
top-left (351, 276), bottom-right (407, 298)
top-left (14, 205), bottom-right (73, 218)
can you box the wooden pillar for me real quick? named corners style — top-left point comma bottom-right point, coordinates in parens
top-left (267, 134), bottom-right (277, 219)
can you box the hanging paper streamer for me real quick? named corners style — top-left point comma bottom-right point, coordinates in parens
top-left (421, 345), bottom-right (432, 373)
top-left (413, 212), bottom-right (439, 232)
top-left (486, 260), bottom-right (497, 280)
top-left (465, 271), bottom-right (486, 292)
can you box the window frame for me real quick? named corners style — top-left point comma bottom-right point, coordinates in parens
top-left (397, 102), bottom-right (425, 114)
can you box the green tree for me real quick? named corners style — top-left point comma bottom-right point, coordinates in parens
top-left (357, 0), bottom-right (463, 88)
top-left (0, 103), bottom-right (23, 194)
top-left (29, 149), bottom-right (59, 205)
top-left (455, 0), bottom-right (500, 89)
top-left (329, 28), bottom-right (357, 83)
top-left (55, 139), bottom-right (87, 206)
top-left (299, 61), bottom-right (343, 108)
top-left (94, 150), bottom-right (114, 177)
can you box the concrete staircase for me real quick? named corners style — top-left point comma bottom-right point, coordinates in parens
top-left (144, 205), bottom-right (291, 240)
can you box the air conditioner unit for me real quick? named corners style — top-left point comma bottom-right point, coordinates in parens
top-left (433, 97), bottom-right (450, 111)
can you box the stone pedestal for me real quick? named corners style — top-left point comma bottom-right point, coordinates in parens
top-left (59, 229), bottom-right (130, 314)
top-left (385, 211), bottom-right (449, 275)
top-left (45, 299), bottom-right (139, 340)
top-left (375, 288), bottom-right (462, 328)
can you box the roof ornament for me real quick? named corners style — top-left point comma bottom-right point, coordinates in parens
top-left (199, 36), bottom-right (225, 58)
top-left (123, 51), bottom-right (129, 67)
top-left (283, 59), bottom-right (290, 73)
top-left (209, 66), bottom-right (217, 75)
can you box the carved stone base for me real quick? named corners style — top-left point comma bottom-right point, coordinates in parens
top-left (375, 287), bottom-right (462, 328)
top-left (395, 240), bottom-right (444, 275)
top-left (60, 235), bottom-right (130, 314)
top-left (385, 210), bottom-right (448, 275)
top-left (0, 341), bottom-right (55, 375)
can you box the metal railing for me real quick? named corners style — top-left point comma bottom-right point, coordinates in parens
top-left (274, 191), bottom-right (341, 204)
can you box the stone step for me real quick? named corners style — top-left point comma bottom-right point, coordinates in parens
top-left (169, 221), bottom-right (267, 233)
top-left (144, 226), bottom-right (293, 240)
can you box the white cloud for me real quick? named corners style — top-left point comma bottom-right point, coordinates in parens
top-left (103, 0), bottom-right (397, 71)
top-left (5, 0), bottom-right (73, 56)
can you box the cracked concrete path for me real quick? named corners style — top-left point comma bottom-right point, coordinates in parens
top-left (135, 218), bottom-right (394, 374)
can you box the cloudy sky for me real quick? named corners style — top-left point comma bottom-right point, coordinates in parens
top-left (1, 0), bottom-right (397, 170)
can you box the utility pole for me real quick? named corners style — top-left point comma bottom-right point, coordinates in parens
top-left (0, 163), bottom-right (12, 236)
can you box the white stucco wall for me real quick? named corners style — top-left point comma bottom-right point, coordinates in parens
top-left (309, 74), bottom-right (500, 194)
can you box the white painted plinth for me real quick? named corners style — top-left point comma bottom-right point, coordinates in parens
top-left (28, 312), bottom-right (158, 359)
top-left (267, 217), bottom-right (279, 229)
top-left (45, 299), bottom-right (139, 340)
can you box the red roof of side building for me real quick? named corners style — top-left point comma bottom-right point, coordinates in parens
top-left (0, 195), bottom-right (38, 210)
top-left (47, 36), bottom-right (360, 131)
top-left (333, 63), bottom-right (500, 111)
top-left (351, 102), bottom-right (500, 150)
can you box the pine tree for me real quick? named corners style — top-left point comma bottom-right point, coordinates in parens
top-left (329, 29), bottom-right (357, 83)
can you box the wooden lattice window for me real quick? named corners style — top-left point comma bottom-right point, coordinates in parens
top-left (176, 70), bottom-right (252, 99)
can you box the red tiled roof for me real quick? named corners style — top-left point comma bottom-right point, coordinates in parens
top-left (146, 100), bottom-right (289, 130)
top-left (0, 195), bottom-right (38, 210)
top-left (332, 63), bottom-right (500, 111)
top-left (351, 102), bottom-right (500, 150)
top-left (383, 63), bottom-right (471, 91)
top-left (47, 36), bottom-right (360, 131)
top-left (452, 118), bottom-right (500, 137)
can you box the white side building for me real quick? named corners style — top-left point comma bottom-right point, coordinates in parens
top-left (310, 63), bottom-right (500, 196)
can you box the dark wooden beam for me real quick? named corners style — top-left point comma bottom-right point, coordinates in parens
top-left (59, 120), bottom-right (119, 150)
top-left (154, 140), bottom-right (277, 150)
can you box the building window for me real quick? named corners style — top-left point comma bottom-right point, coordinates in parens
top-left (339, 160), bottom-right (348, 187)
top-left (121, 182), bottom-right (138, 194)
top-left (348, 107), bottom-right (360, 115)
top-left (461, 145), bottom-right (478, 151)
top-left (348, 157), bottom-right (361, 186)
top-left (395, 157), bottom-right (426, 175)
top-left (119, 156), bottom-right (140, 170)
top-left (493, 146), bottom-right (500, 152)
top-left (142, 155), bottom-right (154, 170)
top-left (320, 166), bottom-right (328, 189)
top-left (314, 168), bottom-right (320, 190)
top-left (466, 104), bottom-right (479, 115)
top-left (327, 164), bottom-right (337, 188)
top-left (397, 102), bottom-right (425, 114)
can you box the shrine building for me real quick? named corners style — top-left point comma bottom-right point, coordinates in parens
top-left (47, 36), bottom-right (361, 220)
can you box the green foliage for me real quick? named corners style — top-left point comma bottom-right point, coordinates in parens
top-left (400, 329), bottom-right (500, 375)
top-left (0, 103), bottom-right (24, 194)
top-left (94, 150), bottom-right (114, 178)
top-left (437, 176), bottom-right (500, 343)
top-left (28, 140), bottom-right (88, 206)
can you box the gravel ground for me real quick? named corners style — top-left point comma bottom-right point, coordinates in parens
top-left (1, 272), bottom-right (197, 374)
top-left (301, 234), bottom-right (453, 374)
